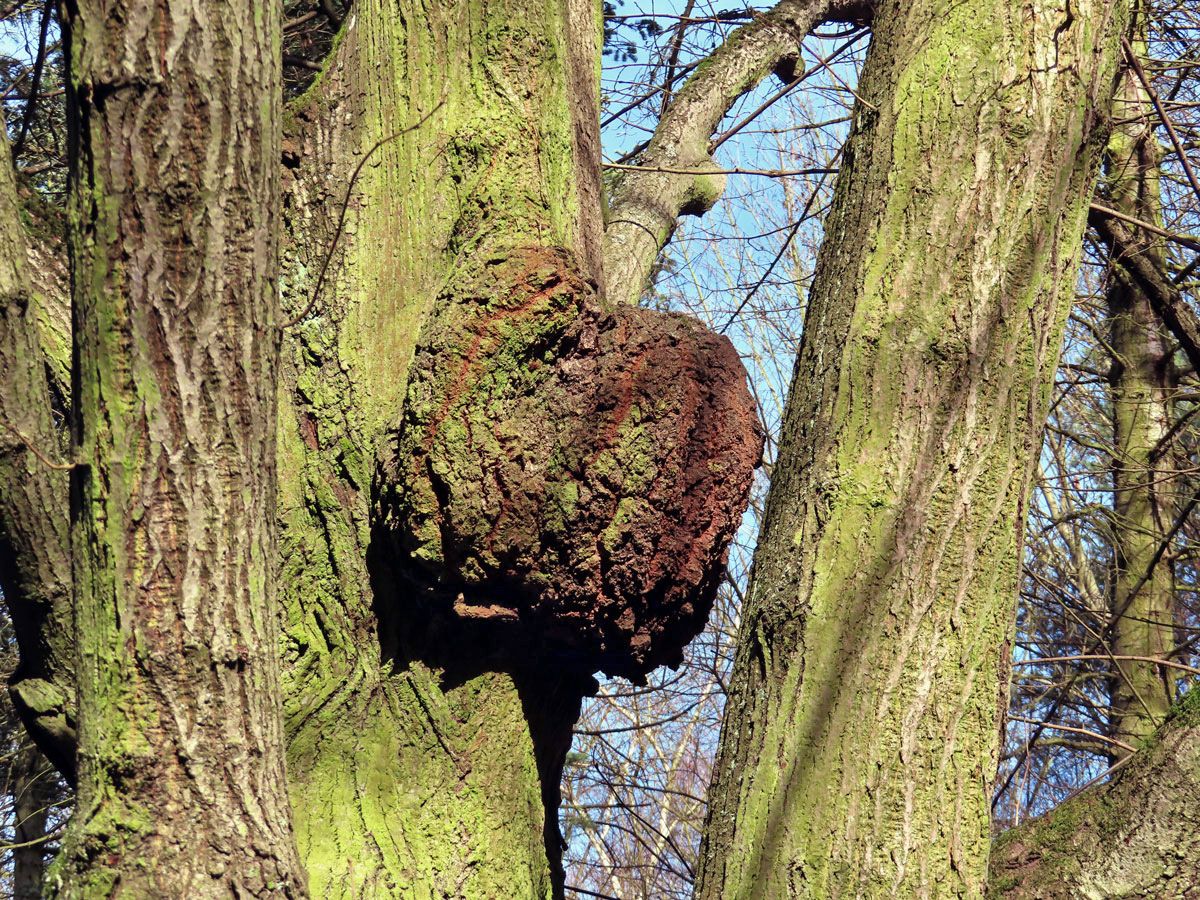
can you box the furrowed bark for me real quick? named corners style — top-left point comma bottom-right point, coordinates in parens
top-left (1099, 26), bottom-right (1178, 757)
top-left (56, 1), bottom-right (305, 897)
top-left (277, 0), bottom-right (759, 895)
top-left (0, 124), bottom-right (75, 782)
top-left (276, 2), bottom-right (603, 896)
top-left (603, 0), bottom-right (871, 306)
top-left (988, 688), bottom-right (1200, 898)
top-left (695, 0), bottom-right (1130, 896)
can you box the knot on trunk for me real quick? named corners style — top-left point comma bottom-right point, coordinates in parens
top-left (379, 247), bottom-right (762, 679)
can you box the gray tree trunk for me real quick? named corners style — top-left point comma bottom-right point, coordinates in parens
top-left (695, 0), bottom-right (1132, 896)
top-left (51, 0), bottom-right (306, 896)
top-left (1100, 18), bottom-right (1179, 757)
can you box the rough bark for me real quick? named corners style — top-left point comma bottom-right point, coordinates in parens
top-left (272, 2), bottom-right (602, 894)
top-left (273, 0), bottom-right (760, 897)
top-left (0, 121), bottom-right (75, 782)
top-left (380, 252), bottom-right (762, 679)
top-left (603, 0), bottom-right (870, 305)
top-left (1101, 30), bottom-right (1178, 757)
top-left (55, 1), bottom-right (305, 897)
top-left (695, 0), bottom-right (1130, 897)
top-left (988, 688), bottom-right (1200, 899)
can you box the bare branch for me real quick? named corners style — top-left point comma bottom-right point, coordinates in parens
top-left (603, 0), bottom-right (872, 305)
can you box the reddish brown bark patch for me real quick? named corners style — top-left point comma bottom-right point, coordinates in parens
top-left (380, 248), bottom-right (762, 679)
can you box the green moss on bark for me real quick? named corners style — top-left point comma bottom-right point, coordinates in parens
top-left (272, 0), bottom-right (607, 896)
top-left (696, 0), bottom-right (1130, 897)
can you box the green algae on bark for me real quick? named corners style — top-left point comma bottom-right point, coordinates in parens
top-left (380, 246), bottom-right (763, 680)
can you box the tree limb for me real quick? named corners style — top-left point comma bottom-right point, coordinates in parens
top-left (1089, 206), bottom-right (1200, 377)
top-left (989, 689), bottom-right (1200, 899)
top-left (603, 0), bottom-right (872, 305)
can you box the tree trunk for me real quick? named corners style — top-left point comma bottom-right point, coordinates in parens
top-left (272, 1), bottom-right (603, 896)
top-left (273, 2), bottom-right (760, 896)
top-left (53, 1), bottom-right (305, 896)
top-left (695, 0), bottom-right (1130, 897)
top-left (1101, 20), bottom-right (1178, 757)
top-left (12, 740), bottom-right (54, 900)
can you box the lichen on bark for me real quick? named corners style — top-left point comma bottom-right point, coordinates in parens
top-left (270, 0), bottom-right (764, 894)
top-left (54, 0), bottom-right (305, 896)
top-left (379, 246), bottom-right (763, 679)
top-left (989, 689), bottom-right (1200, 899)
top-left (694, 0), bottom-right (1132, 895)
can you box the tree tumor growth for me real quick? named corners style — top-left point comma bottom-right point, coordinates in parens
top-left (379, 247), bottom-right (763, 681)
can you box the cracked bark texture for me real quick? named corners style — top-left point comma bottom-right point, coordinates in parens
top-left (989, 689), bottom-right (1200, 899)
top-left (55, 0), bottom-right (305, 897)
top-left (695, 0), bottom-right (1130, 897)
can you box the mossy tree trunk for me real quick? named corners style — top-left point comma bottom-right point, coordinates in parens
top-left (989, 688), bottom-right (1200, 898)
top-left (52, 0), bottom-right (306, 897)
top-left (272, 0), bottom-right (764, 894)
top-left (695, 0), bottom-right (1131, 897)
top-left (269, 1), bottom-right (605, 895)
top-left (1099, 18), bottom-right (1179, 757)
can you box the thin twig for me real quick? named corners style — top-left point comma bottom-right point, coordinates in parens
top-left (1, 421), bottom-right (73, 470)
top-left (565, 885), bottom-right (625, 900)
top-left (282, 100), bottom-right (444, 329)
top-left (284, 10), bottom-right (319, 31)
top-left (283, 53), bottom-right (323, 72)
top-left (721, 149), bottom-right (842, 332)
top-left (1089, 201), bottom-right (1200, 251)
top-left (1008, 716), bottom-right (1137, 754)
top-left (710, 29), bottom-right (868, 152)
top-left (658, 0), bottom-right (696, 117)
top-left (1012, 654), bottom-right (1200, 676)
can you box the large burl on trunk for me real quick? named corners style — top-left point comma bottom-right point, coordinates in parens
top-left (263, 0), bottom-right (765, 893)
top-left (379, 247), bottom-right (762, 681)
top-left (0, 0), bottom-right (766, 893)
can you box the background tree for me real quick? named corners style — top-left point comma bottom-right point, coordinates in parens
top-left (0, 601), bottom-right (66, 900)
